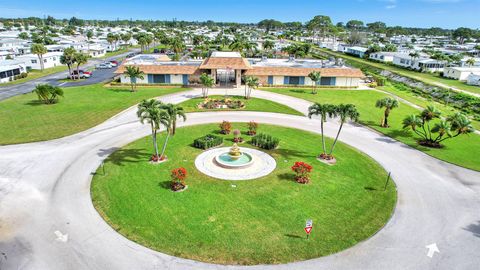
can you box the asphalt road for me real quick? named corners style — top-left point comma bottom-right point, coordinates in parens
top-left (0, 89), bottom-right (479, 270)
top-left (0, 49), bottom-right (140, 101)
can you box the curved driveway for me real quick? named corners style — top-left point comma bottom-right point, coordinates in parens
top-left (0, 89), bottom-right (479, 270)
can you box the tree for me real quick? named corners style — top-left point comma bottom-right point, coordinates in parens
top-left (308, 71), bottom-right (321, 94)
top-left (86, 30), bottom-right (93, 51)
top-left (262, 40), bottom-right (275, 52)
top-left (123, 66), bottom-right (145, 92)
top-left (137, 99), bottom-right (168, 160)
top-left (33, 84), bottom-right (64, 104)
top-left (328, 104), bottom-right (359, 156)
top-left (346, 20), bottom-right (364, 30)
top-left (375, 97), bottom-right (399, 128)
top-left (453, 27), bottom-right (473, 44)
top-left (307, 103), bottom-right (336, 159)
top-left (307, 15), bottom-right (332, 42)
top-left (403, 109), bottom-right (474, 147)
top-left (73, 53), bottom-right (88, 80)
top-left (31, 43), bottom-right (47, 71)
top-left (121, 32), bottom-right (132, 47)
top-left (244, 76), bottom-right (259, 99)
top-left (169, 37), bottom-right (185, 54)
top-left (60, 47), bottom-right (77, 78)
top-left (466, 58), bottom-right (476, 67)
top-left (160, 103), bottom-right (186, 135)
top-left (367, 21), bottom-right (387, 33)
top-left (18, 32), bottom-right (29, 40)
top-left (200, 73), bottom-right (214, 98)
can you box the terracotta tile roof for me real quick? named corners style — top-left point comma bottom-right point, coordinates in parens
top-left (199, 57), bottom-right (252, 70)
top-left (115, 65), bottom-right (199, 75)
top-left (245, 67), bottom-right (365, 78)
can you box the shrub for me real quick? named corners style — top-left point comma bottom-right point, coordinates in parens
top-left (171, 167), bottom-right (187, 191)
top-left (233, 129), bottom-right (243, 143)
top-left (193, 134), bottom-right (223, 150)
top-left (247, 121), bottom-right (258, 135)
top-left (219, 120), bottom-right (232, 134)
top-left (251, 133), bottom-right (279, 150)
top-left (291, 161), bottom-right (313, 184)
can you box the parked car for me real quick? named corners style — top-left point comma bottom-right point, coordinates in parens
top-left (126, 53), bottom-right (135, 58)
top-left (70, 70), bottom-right (91, 79)
top-left (109, 60), bottom-right (118, 67)
top-left (96, 63), bottom-right (112, 69)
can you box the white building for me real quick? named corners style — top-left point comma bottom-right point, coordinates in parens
top-left (444, 67), bottom-right (480, 81)
top-left (16, 52), bottom-right (63, 70)
top-left (346, 46), bottom-right (368, 58)
top-left (369, 52), bottom-right (404, 63)
top-left (0, 60), bottom-right (27, 83)
top-left (466, 74), bottom-right (480, 86)
top-left (393, 54), bottom-right (445, 72)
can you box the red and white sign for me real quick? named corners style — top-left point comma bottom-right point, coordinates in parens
top-left (304, 226), bottom-right (312, 234)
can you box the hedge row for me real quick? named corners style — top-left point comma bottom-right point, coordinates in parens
top-left (193, 134), bottom-right (223, 150)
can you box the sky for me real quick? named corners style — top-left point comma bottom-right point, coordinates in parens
top-left (0, 0), bottom-right (478, 29)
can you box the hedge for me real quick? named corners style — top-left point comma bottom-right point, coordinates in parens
top-left (251, 133), bottom-right (279, 150)
top-left (193, 134), bottom-right (223, 150)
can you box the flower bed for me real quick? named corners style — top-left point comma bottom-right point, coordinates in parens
top-left (198, 98), bottom-right (245, 110)
top-left (193, 134), bottom-right (224, 150)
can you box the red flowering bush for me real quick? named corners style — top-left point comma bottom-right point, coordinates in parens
top-left (171, 167), bottom-right (187, 191)
top-left (233, 129), bottom-right (244, 143)
top-left (247, 121), bottom-right (258, 136)
top-left (151, 154), bottom-right (167, 162)
top-left (291, 161), bottom-right (313, 184)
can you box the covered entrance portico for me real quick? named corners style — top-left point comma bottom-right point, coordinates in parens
top-left (199, 51), bottom-right (252, 88)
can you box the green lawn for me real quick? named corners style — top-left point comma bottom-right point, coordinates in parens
top-left (315, 47), bottom-right (480, 95)
top-left (262, 88), bottom-right (480, 171)
top-left (91, 124), bottom-right (396, 265)
top-left (0, 84), bottom-right (188, 145)
top-left (0, 65), bottom-right (68, 86)
top-left (178, 95), bottom-right (303, 115)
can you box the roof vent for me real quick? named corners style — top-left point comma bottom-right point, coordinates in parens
top-left (288, 56), bottom-right (295, 62)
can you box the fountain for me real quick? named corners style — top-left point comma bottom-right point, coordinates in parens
top-left (214, 143), bottom-right (254, 169)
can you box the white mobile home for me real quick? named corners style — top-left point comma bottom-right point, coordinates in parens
top-left (16, 52), bottom-right (63, 70)
top-left (444, 67), bottom-right (480, 81)
top-left (0, 60), bottom-right (27, 83)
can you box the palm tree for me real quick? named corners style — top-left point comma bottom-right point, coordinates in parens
top-left (229, 37), bottom-right (246, 52)
top-left (123, 66), bottom-right (145, 92)
top-left (73, 52), bottom-right (88, 80)
top-left (308, 71), bottom-right (321, 94)
top-left (200, 73), bottom-right (214, 98)
top-left (31, 43), bottom-right (47, 70)
top-left (263, 40), bottom-right (274, 52)
top-left (60, 47), bottom-right (77, 78)
top-left (409, 52), bottom-right (420, 68)
top-left (137, 99), bottom-right (167, 160)
top-left (244, 76), bottom-right (259, 99)
top-left (308, 103), bottom-right (336, 158)
top-left (328, 104), bottom-right (359, 157)
top-left (86, 30), bottom-right (93, 51)
top-left (160, 103), bottom-right (186, 135)
top-left (33, 84), bottom-right (64, 104)
top-left (375, 97), bottom-right (399, 128)
top-left (466, 58), bottom-right (476, 67)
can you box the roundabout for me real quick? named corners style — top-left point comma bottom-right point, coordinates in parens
top-left (0, 88), bottom-right (479, 270)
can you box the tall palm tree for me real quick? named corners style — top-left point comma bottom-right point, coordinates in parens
top-left (263, 40), bottom-right (275, 52)
top-left (420, 105), bottom-right (441, 139)
top-left (244, 76), bottom-right (259, 99)
top-left (308, 103), bottom-right (336, 158)
top-left (73, 52), bottom-right (88, 80)
top-left (137, 99), bottom-right (167, 160)
top-left (160, 103), bottom-right (187, 135)
top-left (123, 66), bottom-right (145, 92)
top-left (328, 104), bottom-right (359, 156)
top-left (375, 97), bottom-right (399, 128)
top-left (308, 71), bottom-right (321, 94)
top-left (200, 73), bottom-right (214, 98)
top-left (31, 43), bottom-right (47, 70)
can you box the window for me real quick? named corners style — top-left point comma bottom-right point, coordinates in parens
top-left (0, 71), bottom-right (6, 79)
top-left (31, 60), bottom-right (37, 64)
top-left (43, 59), bottom-right (47, 63)
top-left (148, 74), bottom-right (171, 84)
top-left (288, 76), bottom-right (300, 85)
top-left (12, 68), bottom-right (20, 76)
top-left (320, 77), bottom-right (336, 86)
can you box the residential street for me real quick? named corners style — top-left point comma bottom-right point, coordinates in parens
top-left (0, 89), bottom-right (479, 270)
top-left (0, 48), bottom-right (140, 101)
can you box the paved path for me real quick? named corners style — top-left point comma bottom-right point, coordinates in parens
top-left (0, 49), bottom-right (139, 101)
top-left (0, 89), bottom-right (479, 270)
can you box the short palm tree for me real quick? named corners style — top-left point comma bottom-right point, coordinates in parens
top-left (263, 40), bottom-right (274, 52)
top-left (137, 99), bottom-right (167, 160)
top-left (74, 52), bottom-right (88, 80)
top-left (200, 73), bottom-right (214, 98)
top-left (466, 58), bottom-right (476, 67)
top-left (123, 66), bottom-right (145, 92)
top-left (307, 103), bottom-right (336, 158)
top-left (31, 43), bottom-right (47, 70)
top-left (33, 84), bottom-right (64, 104)
top-left (375, 97), bottom-right (399, 127)
top-left (308, 71), bottom-right (321, 94)
top-left (328, 104), bottom-right (359, 157)
top-left (160, 103), bottom-right (186, 135)
top-left (244, 76), bottom-right (259, 99)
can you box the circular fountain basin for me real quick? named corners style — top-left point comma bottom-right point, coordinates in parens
top-left (215, 152), bottom-right (254, 169)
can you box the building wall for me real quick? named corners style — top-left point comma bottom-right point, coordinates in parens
top-left (120, 74), bottom-right (148, 84)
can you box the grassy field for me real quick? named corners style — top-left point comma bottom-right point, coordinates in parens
top-left (91, 124), bottom-right (396, 265)
top-left (315, 47), bottom-right (480, 95)
top-left (178, 95), bottom-right (303, 115)
top-left (0, 65), bottom-right (68, 86)
top-left (262, 88), bottom-right (480, 171)
top-left (0, 84), bottom-right (188, 145)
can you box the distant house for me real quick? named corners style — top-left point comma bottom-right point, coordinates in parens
top-left (16, 52), bottom-right (63, 70)
top-left (467, 73), bottom-right (480, 86)
top-left (345, 46), bottom-right (368, 58)
top-left (392, 54), bottom-right (445, 72)
top-left (0, 60), bottom-right (27, 83)
top-left (369, 52), bottom-right (404, 63)
top-left (0, 38), bottom-right (28, 49)
top-left (0, 50), bottom-right (15, 61)
top-left (444, 67), bottom-right (480, 81)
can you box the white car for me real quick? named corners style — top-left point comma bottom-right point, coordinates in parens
top-left (96, 63), bottom-right (112, 69)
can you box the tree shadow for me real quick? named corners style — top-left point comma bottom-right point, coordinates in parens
top-left (107, 88), bottom-right (132, 93)
top-left (97, 147), bottom-right (148, 166)
top-left (463, 221), bottom-right (480, 238)
top-left (159, 180), bottom-right (171, 190)
top-left (24, 100), bottom-right (48, 106)
top-left (364, 186), bottom-right (378, 191)
top-left (289, 89), bottom-right (306, 94)
top-left (274, 148), bottom-right (311, 160)
top-left (284, 233), bottom-right (303, 239)
top-left (277, 172), bottom-right (296, 182)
